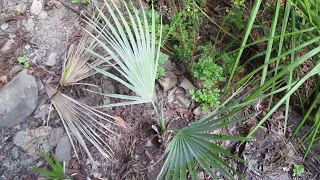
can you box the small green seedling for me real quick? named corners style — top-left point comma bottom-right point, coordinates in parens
top-left (293, 164), bottom-right (305, 177)
top-left (17, 57), bottom-right (30, 68)
top-left (72, 0), bottom-right (89, 4)
top-left (33, 153), bottom-right (72, 180)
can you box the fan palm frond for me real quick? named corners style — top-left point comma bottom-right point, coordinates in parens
top-left (60, 33), bottom-right (109, 87)
top-left (83, 0), bottom-right (162, 107)
top-left (158, 106), bottom-right (249, 179)
top-left (46, 85), bottom-right (117, 164)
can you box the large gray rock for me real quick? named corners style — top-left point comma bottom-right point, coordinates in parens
top-left (55, 136), bottom-right (72, 162)
top-left (0, 69), bottom-right (38, 127)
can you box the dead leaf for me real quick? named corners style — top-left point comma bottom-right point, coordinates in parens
top-left (115, 116), bottom-right (127, 129)
top-left (145, 151), bottom-right (156, 162)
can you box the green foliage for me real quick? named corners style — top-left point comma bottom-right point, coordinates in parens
top-left (190, 89), bottom-right (220, 110)
top-left (33, 154), bottom-right (71, 180)
top-left (157, 52), bottom-right (169, 78)
top-left (72, 0), bottom-right (89, 4)
top-left (293, 164), bottom-right (305, 177)
top-left (193, 55), bottom-right (225, 89)
top-left (17, 57), bottom-right (30, 68)
top-left (190, 45), bottom-right (226, 110)
top-left (224, 6), bottom-right (246, 31)
top-left (231, 0), bottom-right (245, 8)
top-left (164, 0), bottom-right (203, 60)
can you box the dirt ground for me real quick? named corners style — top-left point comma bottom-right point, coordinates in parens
top-left (0, 0), bottom-right (319, 180)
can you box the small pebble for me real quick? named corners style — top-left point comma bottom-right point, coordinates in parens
top-left (1, 23), bottom-right (9, 30)
top-left (25, 44), bottom-right (31, 49)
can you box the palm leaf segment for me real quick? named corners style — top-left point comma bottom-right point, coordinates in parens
top-left (158, 106), bottom-right (249, 180)
top-left (84, 0), bottom-right (161, 107)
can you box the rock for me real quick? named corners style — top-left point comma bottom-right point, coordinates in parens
top-left (15, 3), bottom-right (27, 13)
top-left (22, 19), bottom-right (35, 32)
top-left (48, 127), bottom-right (64, 147)
top-left (11, 146), bottom-right (19, 160)
top-left (53, 0), bottom-right (63, 8)
top-left (193, 106), bottom-right (202, 116)
top-left (0, 69), bottom-right (38, 127)
top-left (176, 94), bottom-right (191, 108)
top-left (55, 136), bottom-right (72, 162)
top-left (20, 157), bottom-right (37, 166)
top-left (0, 40), bottom-right (14, 53)
top-left (25, 44), bottom-right (31, 49)
top-left (30, 0), bottom-right (43, 16)
top-left (13, 126), bottom-right (52, 150)
top-left (162, 60), bottom-right (173, 71)
top-left (158, 77), bottom-right (177, 92)
top-left (180, 78), bottom-right (196, 91)
top-left (13, 126), bottom-right (62, 156)
top-left (46, 52), bottom-right (58, 66)
top-left (197, 172), bottom-right (205, 180)
top-left (9, 65), bottom-right (24, 78)
top-left (1, 23), bottom-right (8, 31)
top-left (37, 11), bottom-right (47, 20)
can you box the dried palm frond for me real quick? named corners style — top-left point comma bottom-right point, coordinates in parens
top-left (46, 85), bottom-right (117, 164)
top-left (60, 33), bottom-right (111, 87)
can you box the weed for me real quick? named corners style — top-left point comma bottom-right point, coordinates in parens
top-left (17, 57), bottom-right (30, 68)
top-left (164, 0), bottom-right (203, 61)
top-left (189, 45), bottom-right (226, 110)
top-left (72, 0), bottom-right (89, 4)
top-left (193, 55), bottom-right (225, 89)
top-left (157, 52), bottom-right (169, 78)
top-left (190, 88), bottom-right (220, 110)
top-left (33, 153), bottom-right (71, 180)
top-left (293, 164), bottom-right (305, 177)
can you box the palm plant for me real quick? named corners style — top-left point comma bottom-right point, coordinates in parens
top-left (46, 30), bottom-right (119, 164)
top-left (83, 0), bottom-right (164, 129)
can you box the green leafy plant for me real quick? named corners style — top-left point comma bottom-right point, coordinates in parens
top-left (17, 57), bottom-right (30, 68)
top-left (164, 0), bottom-right (204, 61)
top-left (157, 52), bottom-right (169, 78)
top-left (293, 164), bottom-right (305, 177)
top-left (72, 0), bottom-right (89, 4)
top-left (190, 89), bottom-right (220, 110)
top-left (190, 46), bottom-right (226, 110)
top-left (33, 153), bottom-right (72, 180)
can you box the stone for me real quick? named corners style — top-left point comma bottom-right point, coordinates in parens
top-left (9, 65), bottom-right (24, 78)
top-left (37, 11), bottom-right (47, 20)
top-left (180, 78), bottom-right (196, 91)
top-left (55, 136), bottom-right (72, 162)
top-left (30, 0), bottom-right (43, 16)
top-left (15, 3), bottom-right (27, 13)
top-left (22, 19), bottom-right (35, 32)
top-left (176, 94), bottom-right (191, 108)
top-left (0, 69), bottom-right (38, 127)
top-left (11, 146), bottom-right (19, 160)
top-left (197, 172), bottom-right (205, 180)
top-left (162, 60), bottom-right (173, 71)
top-left (0, 40), bottom-right (14, 54)
top-left (48, 127), bottom-right (64, 147)
top-left (193, 106), bottom-right (202, 116)
top-left (158, 77), bottom-right (177, 92)
top-left (13, 126), bottom-right (52, 150)
top-left (46, 52), bottom-right (58, 66)
top-left (1, 23), bottom-right (8, 31)
top-left (25, 44), bottom-right (31, 49)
